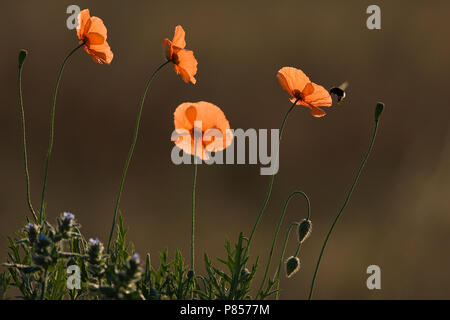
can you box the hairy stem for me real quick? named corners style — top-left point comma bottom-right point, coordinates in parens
top-left (246, 98), bottom-right (300, 250)
top-left (189, 135), bottom-right (200, 299)
top-left (273, 221), bottom-right (299, 299)
top-left (107, 60), bottom-right (170, 252)
top-left (258, 190), bottom-right (310, 298)
top-left (39, 43), bottom-right (84, 223)
top-left (17, 51), bottom-right (37, 221)
top-left (191, 160), bottom-right (198, 272)
top-left (308, 119), bottom-right (380, 300)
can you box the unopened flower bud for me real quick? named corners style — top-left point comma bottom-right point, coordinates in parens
top-left (18, 49), bottom-right (28, 68)
top-left (131, 253), bottom-right (140, 263)
top-left (37, 234), bottom-right (51, 248)
top-left (88, 238), bottom-right (104, 259)
top-left (187, 269), bottom-right (194, 279)
top-left (89, 238), bottom-right (101, 246)
top-left (129, 253), bottom-right (141, 270)
top-left (58, 212), bottom-right (76, 236)
top-left (375, 102), bottom-right (384, 122)
top-left (63, 212), bottom-right (75, 221)
top-left (285, 256), bottom-right (300, 278)
top-left (298, 219), bottom-right (312, 244)
top-left (25, 223), bottom-right (39, 244)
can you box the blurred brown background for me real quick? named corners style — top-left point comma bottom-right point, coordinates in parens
top-left (1, 0), bottom-right (449, 299)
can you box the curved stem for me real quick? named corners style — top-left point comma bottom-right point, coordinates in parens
top-left (107, 60), bottom-right (170, 252)
top-left (308, 120), bottom-right (380, 300)
top-left (246, 98), bottom-right (300, 250)
top-left (39, 43), bottom-right (83, 223)
top-left (257, 190), bottom-right (310, 298)
top-left (293, 242), bottom-right (301, 257)
top-left (273, 222), bottom-right (299, 298)
top-left (18, 53), bottom-right (37, 221)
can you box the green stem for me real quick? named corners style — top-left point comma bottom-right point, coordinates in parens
top-left (257, 190), bottom-right (310, 298)
top-left (246, 98), bottom-right (300, 250)
top-left (190, 136), bottom-right (199, 299)
top-left (39, 43), bottom-right (83, 223)
top-left (18, 51), bottom-right (37, 221)
top-left (308, 120), bottom-right (380, 300)
top-left (40, 269), bottom-right (48, 300)
top-left (273, 222), bottom-right (299, 298)
top-left (107, 60), bottom-right (170, 252)
top-left (191, 160), bottom-right (198, 272)
top-left (293, 242), bottom-right (301, 256)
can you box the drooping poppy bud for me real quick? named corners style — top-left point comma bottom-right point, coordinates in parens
top-left (298, 219), bottom-right (312, 244)
top-left (285, 256), bottom-right (300, 278)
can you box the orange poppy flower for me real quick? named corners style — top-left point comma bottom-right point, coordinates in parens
top-left (162, 26), bottom-right (198, 84)
top-left (173, 102), bottom-right (232, 160)
top-left (77, 9), bottom-right (114, 65)
top-left (277, 67), bottom-right (332, 118)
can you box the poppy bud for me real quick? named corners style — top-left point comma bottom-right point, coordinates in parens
top-left (18, 49), bottom-right (28, 68)
top-left (298, 219), bottom-right (312, 244)
top-left (329, 81), bottom-right (349, 103)
top-left (285, 256), bottom-right (300, 278)
top-left (187, 269), bottom-right (195, 279)
top-left (375, 102), bottom-right (384, 122)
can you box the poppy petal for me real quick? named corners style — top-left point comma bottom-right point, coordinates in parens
top-left (162, 38), bottom-right (173, 60)
top-left (86, 42), bottom-right (114, 64)
top-left (76, 9), bottom-right (113, 65)
top-left (176, 49), bottom-right (198, 84)
top-left (277, 67), bottom-right (311, 98)
top-left (86, 32), bottom-right (105, 45)
top-left (309, 106), bottom-right (326, 118)
top-left (174, 65), bottom-right (191, 83)
top-left (302, 82), bottom-right (315, 96)
top-left (172, 25), bottom-right (187, 49)
top-left (173, 102), bottom-right (231, 160)
top-left (86, 17), bottom-right (107, 42)
top-left (177, 50), bottom-right (198, 84)
top-left (305, 83), bottom-right (332, 107)
top-left (185, 105), bottom-right (198, 125)
top-left (77, 9), bottom-right (91, 40)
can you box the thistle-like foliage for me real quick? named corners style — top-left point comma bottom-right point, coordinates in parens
top-left (1, 221), bottom-right (263, 300)
top-left (201, 233), bottom-right (258, 300)
top-left (0, 272), bottom-right (10, 300)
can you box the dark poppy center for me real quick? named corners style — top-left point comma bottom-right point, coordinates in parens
top-left (172, 53), bottom-right (180, 65)
top-left (293, 89), bottom-right (304, 101)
